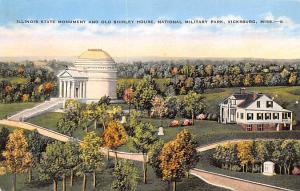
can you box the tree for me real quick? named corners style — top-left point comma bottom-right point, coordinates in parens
top-left (57, 99), bottom-right (81, 135)
top-left (37, 141), bottom-right (66, 191)
top-left (80, 107), bottom-right (94, 132)
top-left (107, 105), bottom-right (123, 121)
top-left (237, 141), bottom-right (253, 172)
top-left (254, 140), bottom-right (267, 173)
top-left (288, 72), bottom-right (297, 85)
top-left (102, 121), bottom-right (128, 160)
top-left (57, 117), bottom-right (77, 136)
top-left (79, 132), bottom-right (104, 191)
top-left (132, 122), bottom-right (159, 184)
top-left (0, 127), bottom-right (9, 160)
top-left (123, 87), bottom-right (134, 114)
top-left (243, 74), bottom-right (252, 86)
top-left (27, 130), bottom-right (49, 182)
top-left (182, 91), bottom-right (205, 125)
top-left (94, 103), bottom-right (110, 130)
top-left (204, 64), bottom-right (213, 76)
top-left (148, 140), bottom-right (164, 178)
top-left (2, 130), bottom-right (32, 191)
top-left (165, 96), bottom-right (178, 119)
top-left (270, 140), bottom-right (284, 174)
top-left (133, 76), bottom-right (157, 115)
top-left (64, 140), bottom-right (80, 187)
top-left (111, 160), bottom-right (138, 191)
top-left (281, 140), bottom-right (296, 174)
top-left (151, 95), bottom-right (168, 126)
top-left (158, 130), bottom-right (198, 191)
top-left (228, 143), bottom-right (239, 170)
top-left (254, 74), bottom-right (264, 86)
top-left (125, 109), bottom-right (141, 136)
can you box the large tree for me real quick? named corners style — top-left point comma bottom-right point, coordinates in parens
top-left (281, 140), bottom-right (296, 174)
top-left (64, 140), bottom-right (80, 187)
top-left (111, 160), bottom-right (138, 191)
top-left (102, 121), bottom-right (128, 160)
top-left (123, 87), bottom-right (134, 114)
top-left (0, 127), bottom-right (9, 160)
top-left (27, 130), bottom-right (49, 182)
top-left (132, 122), bottom-right (158, 183)
top-left (151, 95), bottom-right (168, 126)
top-left (37, 141), bottom-right (66, 191)
top-left (182, 91), bottom-right (205, 125)
top-left (237, 141), bottom-right (253, 172)
top-left (133, 76), bottom-right (157, 115)
top-left (158, 130), bottom-right (198, 191)
top-left (2, 130), bottom-right (32, 191)
top-left (79, 132), bottom-right (104, 191)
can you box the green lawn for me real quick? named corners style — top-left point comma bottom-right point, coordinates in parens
top-left (0, 102), bottom-right (38, 119)
top-left (0, 76), bottom-right (28, 84)
top-left (196, 150), bottom-right (300, 190)
top-left (27, 112), bottom-right (103, 139)
top-left (0, 160), bottom-right (228, 191)
top-left (27, 112), bottom-right (300, 152)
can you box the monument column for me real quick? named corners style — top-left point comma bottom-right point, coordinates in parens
top-left (84, 81), bottom-right (87, 98)
top-left (70, 81), bottom-right (74, 98)
top-left (59, 80), bottom-right (63, 97)
top-left (69, 81), bottom-right (72, 98)
top-left (65, 81), bottom-right (68, 98)
top-left (79, 81), bottom-right (82, 98)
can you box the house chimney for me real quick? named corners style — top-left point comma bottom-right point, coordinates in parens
top-left (240, 87), bottom-right (246, 94)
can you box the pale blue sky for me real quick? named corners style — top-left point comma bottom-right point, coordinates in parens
top-left (0, 0), bottom-right (299, 58)
top-left (0, 0), bottom-right (299, 25)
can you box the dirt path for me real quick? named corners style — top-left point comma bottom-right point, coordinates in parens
top-left (190, 169), bottom-right (290, 191)
top-left (0, 119), bottom-right (294, 191)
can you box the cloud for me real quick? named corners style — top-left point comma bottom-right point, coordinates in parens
top-left (0, 13), bottom-right (299, 59)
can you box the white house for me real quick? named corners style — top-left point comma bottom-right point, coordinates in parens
top-left (219, 88), bottom-right (293, 131)
top-left (57, 49), bottom-right (117, 103)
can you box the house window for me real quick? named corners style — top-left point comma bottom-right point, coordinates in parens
top-left (231, 99), bottom-right (236, 105)
top-left (273, 113), bottom-right (279, 120)
top-left (265, 113), bottom-right (271, 120)
top-left (257, 113), bottom-right (263, 120)
top-left (257, 101), bottom-right (261, 108)
top-left (247, 113), bottom-right (253, 120)
top-left (237, 112), bottom-right (239, 119)
top-left (247, 124), bottom-right (253, 131)
top-left (266, 101), bottom-right (273, 108)
top-left (282, 112), bottom-right (290, 119)
top-left (257, 124), bottom-right (264, 131)
top-left (241, 113), bottom-right (244, 119)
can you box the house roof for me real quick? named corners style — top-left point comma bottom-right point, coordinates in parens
top-left (237, 93), bottom-right (263, 108)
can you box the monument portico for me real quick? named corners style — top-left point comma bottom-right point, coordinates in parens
top-left (57, 49), bottom-right (117, 102)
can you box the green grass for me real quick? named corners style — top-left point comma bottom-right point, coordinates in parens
top-left (196, 150), bottom-right (300, 190)
top-left (0, 76), bottom-right (28, 84)
top-left (26, 112), bottom-right (300, 152)
top-left (0, 161), bottom-right (228, 191)
top-left (27, 112), bottom-right (103, 139)
top-left (0, 102), bottom-right (38, 119)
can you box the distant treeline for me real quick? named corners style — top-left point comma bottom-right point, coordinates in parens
top-left (0, 62), bottom-right (57, 103)
top-left (117, 61), bottom-right (300, 98)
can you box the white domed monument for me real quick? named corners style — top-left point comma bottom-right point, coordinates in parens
top-left (57, 49), bottom-right (117, 103)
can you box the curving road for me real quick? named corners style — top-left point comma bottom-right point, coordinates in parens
top-left (0, 119), bottom-right (294, 191)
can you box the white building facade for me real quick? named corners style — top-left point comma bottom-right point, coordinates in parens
top-left (219, 88), bottom-right (293, 131)
top-left (57, 49), bottom-right (117, 102)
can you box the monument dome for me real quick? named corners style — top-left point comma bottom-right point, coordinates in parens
top-left (57, 49), bottom-right (117, 102)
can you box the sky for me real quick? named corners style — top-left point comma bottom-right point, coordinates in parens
top-left (0, 0), bottom-right (300, 59)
